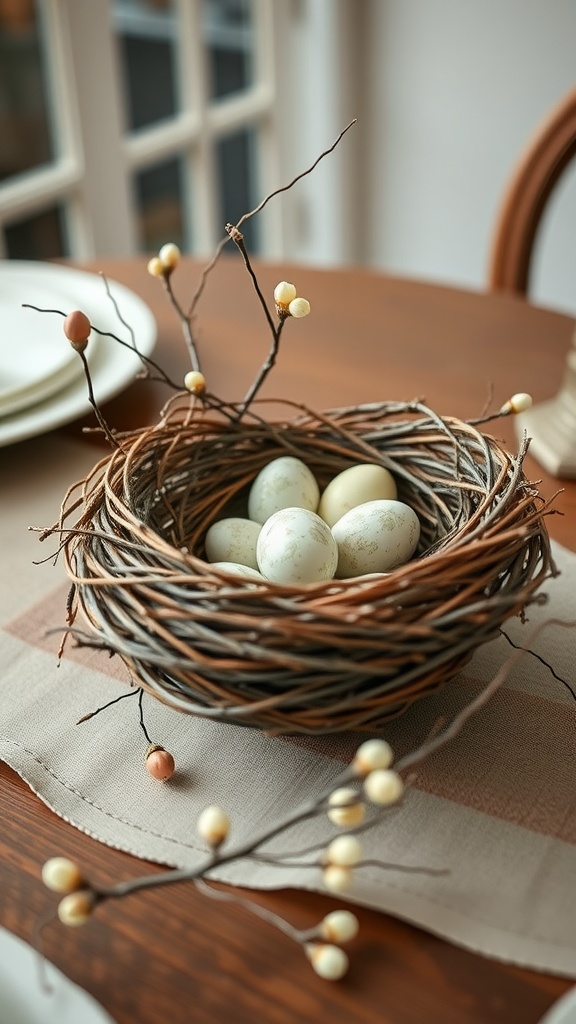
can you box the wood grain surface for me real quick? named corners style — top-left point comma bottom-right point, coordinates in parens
top-left (1, 256), bottom-right (574, 1024)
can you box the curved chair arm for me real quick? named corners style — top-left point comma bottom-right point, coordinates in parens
top-left (488, 85), bottom-right (576, 294)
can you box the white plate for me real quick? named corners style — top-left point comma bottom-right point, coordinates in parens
top-left (0, 262), bottom-right (156, 447)
top-left (0, 925), bottom-right (116, 1024)
top-left (539, 987), bottom-right (576, 1024)
top-left (0, 274), bottom-right (85, 417)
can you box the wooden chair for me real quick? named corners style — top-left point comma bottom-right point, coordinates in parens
top-left (488, 86), bottom-right (576, 478)
top-left (488, 85), bottom-right (576, 294)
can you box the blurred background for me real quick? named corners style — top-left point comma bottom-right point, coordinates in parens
top-left (0, 0), bottom-right (574, 312)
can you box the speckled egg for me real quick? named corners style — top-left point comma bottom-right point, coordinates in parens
top-left (248, 456), bottom-right (320, 524)
top-left (318, 463), bottom-right (398, 527)
top-left (205, 517), bottom-right (261, 570)
top-left (209, 561), bottom-right (265, 581)
top-left (332, 499), bottom-right (420, 578)
top-left (256, 507), bottom-right (338, 585)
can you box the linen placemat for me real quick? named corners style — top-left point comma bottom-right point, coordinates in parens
top-left (1, 433), bottom-right (576, 978)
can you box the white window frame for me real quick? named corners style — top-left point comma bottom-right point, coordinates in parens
top-left (0, 0), bottom-right (360, 264)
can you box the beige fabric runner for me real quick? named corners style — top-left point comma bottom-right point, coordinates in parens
top-left (1, 433), bottom-right (576, 978)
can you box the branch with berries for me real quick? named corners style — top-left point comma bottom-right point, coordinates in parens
top-left (40, 737), bottom-right (434, 981)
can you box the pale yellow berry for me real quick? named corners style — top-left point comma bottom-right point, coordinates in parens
top-left (159, 242), bottom-right (181, 270)
top-left (323, 864), bottom-right (353, 893)
top-left (184, 370), bottom-right (206, 396)
top-left (326, 835), bottom-right (363, 867)
top-left (364, 768), bottom-right (404, 806)
top-left (352, 738), bottom-right (394, 776)
top-left (42, 857), bottom-right (83, 894)
top-left (288, 296), bottom-right (310, 318)
top-left (509, 392), bottom-right (533, 413)
top-left (327, 787), bottom-right (366, 827)
top-left (306, 943), bottom-right (349, 980)
top-left (197, 805), bottom-right (230, 848)
top-left (147, 256), bottom-right (165, 277)
top-left (273, 281), bottom-right (297, 305)
top-left (57, 890), bottom-right (95, 926)
top-left (320, 910), bottom-right (359, 944)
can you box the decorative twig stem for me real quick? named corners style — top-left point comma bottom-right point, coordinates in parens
top-left (224, 222), bottom-right (288, 418)
top-left (186, 118), bottom-right (357, 321)
top-left (162, 273), bottom-right (201, 373)
top-left (78, 349), bottom-right (122, 449)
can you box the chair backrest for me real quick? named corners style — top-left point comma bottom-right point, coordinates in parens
top-left (488, 85), bottom-right (576, 295)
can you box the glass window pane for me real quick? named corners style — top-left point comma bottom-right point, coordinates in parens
top-left (203, 0), bottom-right (254, 100)
top-left (4, 204), bottom-right (68, 260)
top-left (133, 156), bottom-right (187, 252)
top-left (0, 0), bottom-right (55, 182)
top-left (113, 0), bottom-right (178, 131)
top-left (216, 126), bottom-right (259, 251)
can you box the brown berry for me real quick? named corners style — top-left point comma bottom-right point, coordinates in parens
top-left (146, 745), bottom-right (175, 781)
top-left (63, 310), bottom-right (91, 351)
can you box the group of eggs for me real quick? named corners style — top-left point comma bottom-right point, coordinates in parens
top-left (203, 456), bottom-right (421, 586)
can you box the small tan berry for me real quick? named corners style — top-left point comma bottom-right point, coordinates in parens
top-left (184, 370), bottom-right (206, 396)
top-left (352, 738), bottom-right (394, 776)
top-left (509, 392), bottom-right (533, 413)
top-left (364, 768), bottom-right (404, 806)
top-left (327, 787), bottom-right (366, 827)
top-left (288, 296), bottom-right (310, 318)
top-left (323, 864), bottom-right (353, 893)
top-left (58, 889), bottom-right (95, 926)
top-left (306, 943), bottom-right (349, 980)
top-left (159, 242), bottom-right (181, 270)
top-left (147, 256), bottom-right (165, 278)
top-left (42, 857), bottom-right (84, 893)
top-left (320, 910), bottom-right (359, 944)
top-left (273, 281), bottom-right (297, 306)
top-left (326, 835), bottom-right (363, 867)
top-left (197, 805), bottom-right (230, 848)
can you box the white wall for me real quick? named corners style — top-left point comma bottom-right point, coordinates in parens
top-left (360, 0), bottom-right (576, 314)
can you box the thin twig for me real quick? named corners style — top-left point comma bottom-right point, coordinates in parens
top-left (235, 119), bottom-right (357, 231)
top-left (22, 302), bottom-right (181, 390)
top-left (194, 878), bottom-right (308, 944)
top-left (500, 627), bottom-right (576, 700)
top-left (76, 688), bottom-right (139, 725)
top-left (187, 118), bottom-right (357, 321)
top-left (138, 688), bottom-right (153, 744)
top-left (225, 223), bottom-right (286, 419)
top-left (78, 349), bottom-right (122, 449)
top-left (162, 274), bottom-right (201, 372)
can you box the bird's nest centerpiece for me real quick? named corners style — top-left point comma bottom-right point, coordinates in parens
top-left (40, 123), bottom-right (556, 742)
top-left (56, 395), bottom-right (554, 736)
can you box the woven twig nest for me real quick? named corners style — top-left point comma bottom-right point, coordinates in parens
top-left (59, 398), bottom-right (555, 735)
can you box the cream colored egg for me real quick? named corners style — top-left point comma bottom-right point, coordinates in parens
top-left (332, 499), bottom-right (420, 578)
top-left (248, 456), bottom-right (320, 524)
top-left (257, 507), bottom-right (338, 585)
top-left (318, 463), bottom-right (398, 528)
top-left (205, 517), bottom-right (261, 570)
top-left (209, 562), bottom-right (265, 581)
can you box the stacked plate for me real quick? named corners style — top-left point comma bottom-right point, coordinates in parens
top-left (0, 261), bottom-right (157, 447)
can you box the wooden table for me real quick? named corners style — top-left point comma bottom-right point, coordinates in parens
top-left (1, 257), bottom-right (575, 1024)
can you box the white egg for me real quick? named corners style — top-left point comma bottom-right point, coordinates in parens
top-left (332, 499), bottom-right (420, 578)
top-left (318, 463), bottom-right (398, 527)
top-left (209, 562), bottom-right (265, 581)
top-left (257, 507), bottom-right (338, 585)
top-left (205, 517), bottom-right (261, 570)
top-left (248, 456), bottom-right (320, 524)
